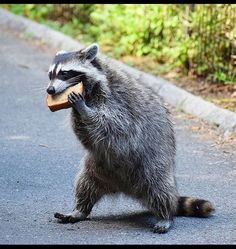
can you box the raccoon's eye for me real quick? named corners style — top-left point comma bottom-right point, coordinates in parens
top-left (60, 71), bottom-right (68, 76)
top-left (56, 70), bottom-right (68, 80)
top-left (58, 71), bottom-right (69, 78)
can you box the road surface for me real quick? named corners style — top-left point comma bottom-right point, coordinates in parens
top-left (0, 27), bottom-right (235, 244)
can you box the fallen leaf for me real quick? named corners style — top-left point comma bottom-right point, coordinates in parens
top-left (39, 144), bottom-right (49, 148)
top-left (18, 64), bottom-right (29, 69)
top-left (191, 126), bottom-right (201, 132)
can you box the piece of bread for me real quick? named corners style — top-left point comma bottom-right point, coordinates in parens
top-left (47, 82), bottom-right (84, 112)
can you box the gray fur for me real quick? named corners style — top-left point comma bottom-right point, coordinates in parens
top-left (50, 44), bottom-right (213, 233)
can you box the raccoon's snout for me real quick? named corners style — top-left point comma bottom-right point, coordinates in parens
top-left (47, 86), bottom-right (56, 95)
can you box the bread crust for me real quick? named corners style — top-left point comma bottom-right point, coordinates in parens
top-left (47, 82), bottom-right (83, 112)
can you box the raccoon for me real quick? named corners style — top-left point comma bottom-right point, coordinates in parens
top-left (47, 43), bottom-right (215, 233)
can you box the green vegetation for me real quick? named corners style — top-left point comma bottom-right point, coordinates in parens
top-left (2, 4), bottom-right (236, 84)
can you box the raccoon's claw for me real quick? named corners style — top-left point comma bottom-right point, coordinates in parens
top-left (68, 91), bottom-right (95, 118)
top-left (153, 219), bottom-right (173, 234)
top-left (54, 211), bottom-right (87, 223)
top-left (54, 212), bottom-right (75, 223)
top-left (68, 91), bottom-right (85, 110)
top-left (68, 91), bottom-right (84, 104)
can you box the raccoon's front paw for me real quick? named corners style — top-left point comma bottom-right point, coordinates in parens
top-left (68, 91), bottom-right (85, 111)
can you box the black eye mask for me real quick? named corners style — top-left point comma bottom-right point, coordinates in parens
top-left (57, 70), bottom-right (84, 81)
top-left (48, 71), bottom-right (53, 81)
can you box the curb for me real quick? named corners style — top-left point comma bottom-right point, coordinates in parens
top-left (1, 7), bottom-right (236, 134)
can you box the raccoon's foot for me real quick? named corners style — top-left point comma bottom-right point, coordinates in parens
top-left (142, 184), bottom-right (177, 234)
top-left (54, 210), bottom-right (88, 223)
top-left (153, 219), bottom-right (173, 234)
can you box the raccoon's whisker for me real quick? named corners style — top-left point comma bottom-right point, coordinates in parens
top-left (67, 79), bottom-right (79, 84)
top-left (30, 90), bottom-right (46, 97)
top-left (30, 88), bottom-right (46, 93)
top-left (68, 74), bottom-right (85, 82)
top-left (30, 86), bottom-right (47, 91)
top-left (67, 78), bottom-right (83, 85)
top-left (70, 73), bottom-right (86, 80)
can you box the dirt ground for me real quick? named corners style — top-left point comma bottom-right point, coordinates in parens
top-left (166, 74), bottom-right (236, 112)
top-left (120, 55), bottom-right (236, 112)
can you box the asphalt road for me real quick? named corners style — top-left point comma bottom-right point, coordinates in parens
top-left (0, 27), bottom-right (236, 245)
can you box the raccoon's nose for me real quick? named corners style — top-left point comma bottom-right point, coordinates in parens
top-left (47, 86), bottom-right (55, 95)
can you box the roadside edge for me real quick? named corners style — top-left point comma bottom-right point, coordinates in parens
top-left (1, 7), bottom-right (236, 133)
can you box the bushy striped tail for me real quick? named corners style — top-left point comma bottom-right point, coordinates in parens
top-left (177, 196), bottom-right (215, 217)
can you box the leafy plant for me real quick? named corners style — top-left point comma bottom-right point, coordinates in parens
top-left (1, 4), bottom-right (236, 84)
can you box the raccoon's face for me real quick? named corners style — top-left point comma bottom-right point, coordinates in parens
top-left (47, 43), bottom-right (105, 95)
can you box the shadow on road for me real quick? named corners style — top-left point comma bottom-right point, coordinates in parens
top-left (53, 210), bottom-right (156, 230)
top-left (89, 211), bottom-right (156, 229)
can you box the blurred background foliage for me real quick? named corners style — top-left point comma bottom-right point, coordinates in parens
top-left (2, 4), bottom-right (236, 84)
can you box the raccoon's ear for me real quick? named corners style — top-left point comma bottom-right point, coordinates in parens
top-left (81, 43), bottom-right (99, 62)
top-left (56, 50), bottom-right (67, 56)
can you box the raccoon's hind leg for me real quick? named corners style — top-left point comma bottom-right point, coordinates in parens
top-left (151, 193), bottom-right (178, 234)
top-left (54, 210), bottom-right (87, 223)
top-left (54, 157), bottom-right (107, 223)
top-left (141, 182), bottom-right (178, 234)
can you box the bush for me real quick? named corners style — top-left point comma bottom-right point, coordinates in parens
top-left (2, 4), bottom-right (236, 84)
top-left (189, 4), bottom-right (236, 84)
